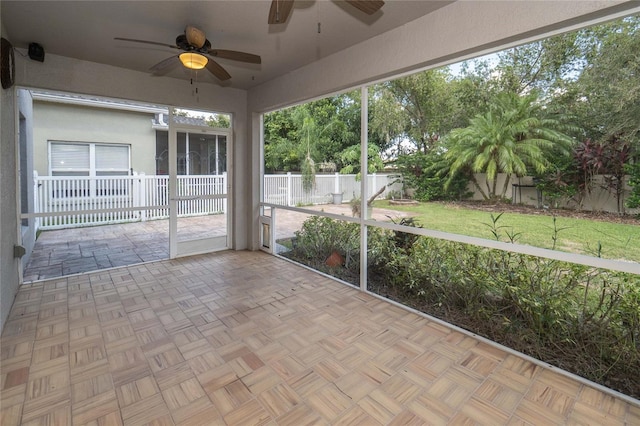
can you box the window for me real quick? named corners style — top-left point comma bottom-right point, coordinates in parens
top-left (49, 142), bottom-right (130, 176)
top-left (49, 142), bottom-right (131, 198)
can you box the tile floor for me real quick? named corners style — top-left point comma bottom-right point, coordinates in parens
top-left (3, 250), bottom-right (639, 425)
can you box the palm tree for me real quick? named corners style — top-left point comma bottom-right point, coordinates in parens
top-left (445, 92), bottom-right (575, 200)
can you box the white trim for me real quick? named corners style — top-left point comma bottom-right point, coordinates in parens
top-left (169, 119), bottom-right (232, 258)
top-left (31, 90), bottom-right (166, 114)
top-left (359, 86), bottom-right (369, 292)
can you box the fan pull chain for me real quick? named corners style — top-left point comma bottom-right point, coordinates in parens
top-left (190, 74), bottom-right (200, 101)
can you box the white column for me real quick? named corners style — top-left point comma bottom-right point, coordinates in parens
top-left (360, 86), bottom-right (369, 292)
top-left (286, 172), bottom-right (292, 207)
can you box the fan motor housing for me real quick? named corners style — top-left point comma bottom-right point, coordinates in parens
top-left (176, 35), bottom-right (211, 53)
top-left (185, 26), bottom-right (206, 49)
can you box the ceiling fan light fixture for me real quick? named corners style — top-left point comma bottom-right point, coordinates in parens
top-left (179, 52), bottom-right (208, 70)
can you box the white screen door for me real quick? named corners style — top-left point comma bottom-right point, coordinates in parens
top-left (168, 115), bottom-right (230, 258)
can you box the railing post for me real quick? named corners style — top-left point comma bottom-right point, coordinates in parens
top-left (132, 172), bottom-right (139, 220)
top-left (287, 172), bottom-right (292, 207)
top-left (33, 171), bottom-right (40, 230)
top-left (138, 172), bottom-right (147, 221)
top-left (223, 172), bottom-right (228, 214)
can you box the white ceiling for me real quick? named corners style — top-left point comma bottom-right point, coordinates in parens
top-left (1, 1), bottom-right (452, 90)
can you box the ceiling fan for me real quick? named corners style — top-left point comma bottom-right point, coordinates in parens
top-left (268, 0), bottom-right (384, 24)
top-left (114, 26), bottom-right (261, 81)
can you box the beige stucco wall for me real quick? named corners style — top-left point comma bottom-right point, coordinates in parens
top-left (1, 8), bottom-right (20, 329)
top-left (33, 101), bottom-right (157, 176)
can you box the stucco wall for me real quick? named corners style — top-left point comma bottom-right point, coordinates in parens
top-left (1, 11), bottom-right (20, 330)
top-left (32, 101), bottom-right (157, 176)
top-left (18, 89), bottom-right (36, 271)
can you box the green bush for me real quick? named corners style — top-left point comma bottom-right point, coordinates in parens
top-left (626, 162), bottom-right (640, 210)
top-left (395, 152), bottom-right (472, 201)
top-left (286, 216), bottom-right (360, 281)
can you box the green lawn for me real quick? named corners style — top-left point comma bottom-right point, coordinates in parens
top-left (375, 200), bottom-right (640, 263)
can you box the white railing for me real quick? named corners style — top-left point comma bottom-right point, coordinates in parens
top-left (33, 172), bottom-right (400, 230)
top-left (34, 172), bottom-right (227, 230)
top-left (263, 172), bottom-right (403, 207)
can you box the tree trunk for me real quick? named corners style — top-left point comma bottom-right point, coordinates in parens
top-left (500, 174), bottom-right (512, 200)
top-left (491, 177), bottom-right (497, 199)
top-left (471, 176), bottom-right (489, 200)
top-left (367, 185), bottom-right (386, 206)
top-left (352, 185), bottom-right (387, 218)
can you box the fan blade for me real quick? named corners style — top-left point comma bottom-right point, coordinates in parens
top-left (114, 37), bottom-right (179, 50)
top-left (205, 58), bottom-right (231, 81)
top-left (208, 49), bottom-right (261, 64)
top-left (149, 55), bottom-right (181, 75)
top-left (345, 0), bottom-right (384, 15)
top-left (268, 0), bottom-right (295, 24)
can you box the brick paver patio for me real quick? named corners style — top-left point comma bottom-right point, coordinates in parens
top-left (23, 204), bottom-right (406, 282)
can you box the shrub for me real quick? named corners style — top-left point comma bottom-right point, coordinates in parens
top-left (395, 152), bottom-right (472, 201)
top-left (286, 216), bottom-right (360, 281)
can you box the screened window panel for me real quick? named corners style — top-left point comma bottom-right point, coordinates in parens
top-left (95, 144), bottom-right (129, 170)
top-left (50, 143), bottom-right (90, 171)
top-left (217, 139), bottom-right (227, 173)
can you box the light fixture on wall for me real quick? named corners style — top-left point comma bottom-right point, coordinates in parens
top-left (179, 52), bottom-right (208, 70)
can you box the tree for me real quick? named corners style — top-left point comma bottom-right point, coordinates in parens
top-left (263, 107), bottom-right (299, 172)
top-left (338, 143), bottom-right (384, 177)
top-left (263, 92), bottom-right (359, 174)
top-left (493, 33), bottom-right (583, 96)
top-left (395, 149), bottom-right (471, 202)
top-left (207, 114), bottom-right (230, 128)
top-left (571, 16), bottom-right (640, 144)
top-left (293, 107), bottom-right (346, 193)
top-left (370, 69), bottom-right (458, 155)
top-left (445, 92), bottom-right (575, 200)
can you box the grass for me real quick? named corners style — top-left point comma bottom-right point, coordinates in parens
top-left (375, 200), bottom-right (640, 263)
